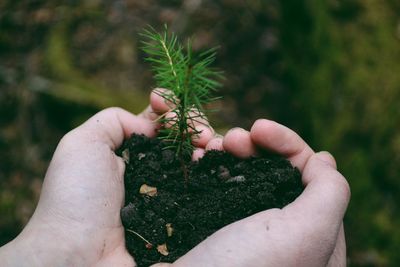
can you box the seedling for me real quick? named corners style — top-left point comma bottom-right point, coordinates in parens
top-left (141, 26), bottom-right (222, 180)
top-left (121, 27), bottom-right (303, 267)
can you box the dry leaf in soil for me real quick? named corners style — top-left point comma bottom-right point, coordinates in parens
top-left (139, 184), bottom-right (158, 197)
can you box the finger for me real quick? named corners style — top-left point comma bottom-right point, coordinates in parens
top-left (151, 88), bottom-right (176, 113)
top-left (146, 88), bottom-right (215, 148)
top-left (174, 108), bottom-right (214, 148)
top-left (138, 105), bottom-right (158, 121)
top-left (302, 151), bottom-right (337, 184)
top-left (250, 119), bottom-right (314, 171)
top-left (72, 107), bottom-right (157, 151)
top-left (162, 110), bottom-right (214, 148)
top-left (317, 150), bottom-right (337, 169)
top-left (186, 108), bottom-right (214, 148)
top-left (192, 148), bottom-right (205, 161)
top-left (138, 88), bottom-right (174, 121)
top-left (191, 124), bottom-right (215, 148)
top-left (205, 135), bottom-right (224, 151)
top-left (284, 152), bottom-right (350, 226)
top-left (163, 109), bottom-right (214, 148)
top-left (223, 127), bottom-right (257, 158)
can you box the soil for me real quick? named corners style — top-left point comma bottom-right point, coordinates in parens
top-left (119, 134), bottom-right (303, 267)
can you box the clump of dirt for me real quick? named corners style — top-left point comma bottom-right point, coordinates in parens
top-left (119, 134), bottom-right (303, 267)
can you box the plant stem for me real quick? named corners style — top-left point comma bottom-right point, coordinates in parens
top-left (160, 38), bottom-right (180, 92)
top-left (126, 229), bottom-right (153, 246)
top-left (141, 27), bottom-right (221, 184)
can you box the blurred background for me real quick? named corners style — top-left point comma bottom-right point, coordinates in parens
top-left (0, 0), bottom-right (399, 266)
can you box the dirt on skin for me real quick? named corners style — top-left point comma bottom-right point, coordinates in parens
top-left (119, 134), bottom-right (303, 267)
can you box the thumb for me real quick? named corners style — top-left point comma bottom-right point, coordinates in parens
top-left (312, 150), bottom-right (337, 170)
top-left (69, 107), bottom-right (157, 151)
top-left (285, 151), bottom-right (350, 226)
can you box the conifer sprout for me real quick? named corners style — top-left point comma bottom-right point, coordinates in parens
top-left (141, 26), bottom-right (222, 171)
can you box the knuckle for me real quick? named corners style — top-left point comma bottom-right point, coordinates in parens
top-left (322, 170), bottom-right (351, 204)
top-left (333, 173), bottom-right (351, 202)
top-left (101, 107), bottom-right (124, 117)
top-left (59, 129), bottom-right (78, 147)
top-left (104, 106), bottom-right (122, 112)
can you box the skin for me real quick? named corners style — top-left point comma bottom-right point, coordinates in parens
top-left (0, 89), bottom-right (350, 267)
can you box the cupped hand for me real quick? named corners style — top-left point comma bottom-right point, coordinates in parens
top-left (154, 120), bottom-right (350, 267)
top-left (0, 89), bottom-right (215, 267)
top-left (0, 88), bottom-right (350, 267)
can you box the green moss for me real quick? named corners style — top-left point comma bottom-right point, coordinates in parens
top-left (43, 10), bottom-right (148, 113)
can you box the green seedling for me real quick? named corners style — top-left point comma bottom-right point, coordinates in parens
top-left (141, 26), bottom-right (222, 181)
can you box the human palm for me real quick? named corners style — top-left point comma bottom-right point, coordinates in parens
top-left (0, 90), bottom-right (349, 267)
top-left (20, 107), bottom-right (153, 266)
top-left (163, 120), bottom-right (349, 267)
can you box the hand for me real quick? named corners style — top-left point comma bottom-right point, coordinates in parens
top-left (0, 89), bottom-right (214, 267)
top-left (154, 120), bottom-right (350, 267)
top-left (0, 89), bottom-right (349, 267)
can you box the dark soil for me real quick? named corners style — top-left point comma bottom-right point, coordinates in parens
top-left (119, 134), bottom-right (303, 267)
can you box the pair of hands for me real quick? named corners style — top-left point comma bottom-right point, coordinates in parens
top-left (0, 90), bottom-right (350, 267)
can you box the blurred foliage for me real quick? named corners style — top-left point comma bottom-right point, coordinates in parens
top-left (1, 0), bottom-right (400, 266)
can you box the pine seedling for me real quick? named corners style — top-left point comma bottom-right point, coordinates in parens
top-left (141, 26), bottom-right (222, 180)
